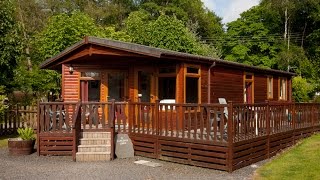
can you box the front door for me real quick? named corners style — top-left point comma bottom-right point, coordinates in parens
top-left (80, 72), bottom-right (101, 102)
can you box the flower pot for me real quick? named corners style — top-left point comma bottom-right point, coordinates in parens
top-left (8, 138), bottom-right (35, 155)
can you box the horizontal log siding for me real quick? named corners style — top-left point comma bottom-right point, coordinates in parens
top-left (254, 74), bottom-right (267, 103)
top-left (63, 64), bottom-right (80, 102)
top-left (201, 65), bottom-right (208, 103)
top-left (211, 66), bottom-right (243, 103)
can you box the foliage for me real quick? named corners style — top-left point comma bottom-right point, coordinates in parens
top-left (13, 64), bottom-right (61, 102)
top-left (34, 11), bottom-right (104, 61)
top-left (126, 11), bottom-right (220, 57)
top-left (292, 76), bottom-right (314, 102)
top-left (256, 134), bottom-right (320, 180)
top-left (138, 0), bottom-right (224, 39)
top-left (0, 0), bottom-right (23, 88)
top-left (17, 127), bottom-right (35, 140)
top-left (223, 6), bottom-right (282, 68)
top-left (0, 86), bottom-right (9, 116)
top-left (103, 26), bottom-right (131, 42)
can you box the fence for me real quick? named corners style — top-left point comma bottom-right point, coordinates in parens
top-left (0, 105), bottom-right (37, 135)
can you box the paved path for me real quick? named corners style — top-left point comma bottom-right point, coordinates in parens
top-left (0, 148), bottom-right (266, 180)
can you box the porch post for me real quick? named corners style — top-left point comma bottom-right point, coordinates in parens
top-left (37, 101), bottom-right (40, 156)
top-left (227, 101), bottom-right (234, 172)
top-left (265, 100), bottom-right (270, 158)
top-left (292, 102), bottom-right (296, 144)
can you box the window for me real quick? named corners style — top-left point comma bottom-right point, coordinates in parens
top-left (267, 76), bottom-right (273, 99)
top-left (244, 73), bottom-right (254, 104)
top-left (81, 72), bottom-right (100, 79)
top-left (108, 72), bottom-right (125, 101)
top-left (185, 64), bottom-right (200, 103)
top-left (80, 71), bottom-right (101, 102)
top-left (279, 77), bottom-right (287, 100)
top-left (159, 77), bottom-right (176, 100)
top-left (158, 66), bottom-right (176, 100)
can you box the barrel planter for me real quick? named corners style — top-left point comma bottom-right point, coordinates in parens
top-left (8, 138), bottom-right (35, 155)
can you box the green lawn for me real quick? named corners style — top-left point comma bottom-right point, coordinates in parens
top-left (0, 134), bottom-right (18, 148)
top-left (255, 134), bottom-right (320, 180)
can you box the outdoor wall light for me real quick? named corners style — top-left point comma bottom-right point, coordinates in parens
top-left (69, 65), bottom-right (74, 74)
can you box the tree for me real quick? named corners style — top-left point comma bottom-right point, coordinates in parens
top-left (138, 0), bottom-right (223, 39)
top-left (223, 6), bottom-right (282, 68)
top-left (0, 0), bottom-right (23, 89)
top-left (34, 11), bottom-right (104, 60)
top-left (292, 76), bottom-right (314, 102)
top-left (126, 11), bottom-right (219, 57)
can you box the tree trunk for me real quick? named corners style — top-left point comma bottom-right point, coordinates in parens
top-left (301, 22), bottom-right (307, 48)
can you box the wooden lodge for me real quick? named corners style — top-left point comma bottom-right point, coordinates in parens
top-left (36, 36), bottom-right (320, 172)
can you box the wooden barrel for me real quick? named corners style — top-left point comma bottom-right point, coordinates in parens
top-left (8, 138), bottom-right (35, 155)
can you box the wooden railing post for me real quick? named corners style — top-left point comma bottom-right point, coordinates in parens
top-left (265, 100), bottom-right (270, 158)
top-left (155, 100), bottom-right (160, 158)
top-left (37, 101), bottom-right (40, 156)
top-left (227, 101), bottom-right (234, 172)
top-left (128, 100), bottom-right (132, 134)
top-left (110, 99), bottom-right (115, 130)
top-left (292, 102), bottom-right (296, 144)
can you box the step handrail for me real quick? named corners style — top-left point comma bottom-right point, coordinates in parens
top-left (72, 101), bottom-right (82, 161)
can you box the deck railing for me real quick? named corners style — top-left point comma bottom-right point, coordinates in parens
top-left (129, 102), bottom-right (229, 144)
top-left (36, 101), bottom-right (320, 142)
top-left (36, 100), bottom-right (320, 171)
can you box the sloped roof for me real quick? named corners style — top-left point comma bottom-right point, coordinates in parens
top-left (40, 36), bottom-right (295, 76)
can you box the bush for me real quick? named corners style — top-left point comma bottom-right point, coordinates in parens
top-left (292, 76), bottom-right (314, 102)
top-left (17, 127), bottom-right (35, 140)
top-left (0, 86), bottom-right (8, 116)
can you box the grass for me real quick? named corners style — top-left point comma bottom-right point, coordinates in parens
top-left (255, 134), bottom-right (320, 180)
top-left (0, 134), bottom-right (18, 148)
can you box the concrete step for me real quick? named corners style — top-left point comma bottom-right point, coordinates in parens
top-left (76, 152), bottom-right (111, 161)
top-left (79, 138), bottom-right (111, 145)
top-left (78, 145), bottom-right (111, 153)
top-left (81, 132), bottom-right (111, 139)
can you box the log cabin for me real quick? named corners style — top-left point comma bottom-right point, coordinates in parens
top-left (40, 36), bottom-right (295, 104)
top-left (37, 36), bottom-right (313, 172)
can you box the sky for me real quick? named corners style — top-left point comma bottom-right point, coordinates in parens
top-left (202, 0), bottom-right (260, 24)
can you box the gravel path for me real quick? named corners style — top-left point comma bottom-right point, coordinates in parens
top-left (0, 148), bottom-right (267, 180)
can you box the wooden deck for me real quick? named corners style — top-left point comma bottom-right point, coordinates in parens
top-left (35, 101), bottom-right (320, 172)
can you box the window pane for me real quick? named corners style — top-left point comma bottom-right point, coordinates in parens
top-left (186, 77), bottom-right (198, 103)
top-left (245, 74), bottom-right (253, 79)
top-left (268, 77), bottom-right (273, 98)
top-left (187, 67), bottom-right (199, 74)
top-left (159, 77), bottom-right (176, 100)
top-left (138, 71), bottom-right (151, 102)
top-left (108, 73), bottom-right (125, 101)
top-left (81, 72), bottom-right (100, 78)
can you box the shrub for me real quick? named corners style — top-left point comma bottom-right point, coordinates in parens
top-left (17, 127), bottom-right (35, 140)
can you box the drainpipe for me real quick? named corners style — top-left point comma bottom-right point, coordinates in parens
top-left (208, 62), bottom-right (216, 104)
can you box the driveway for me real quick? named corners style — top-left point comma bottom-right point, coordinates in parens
top-left (0, 148), bottom-right (265, 180)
